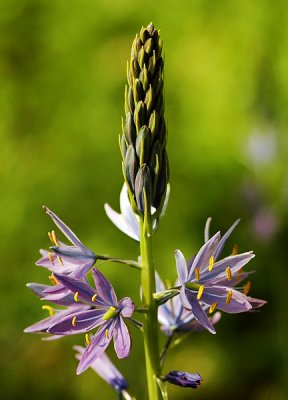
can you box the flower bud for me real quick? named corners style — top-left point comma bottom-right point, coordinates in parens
top-left (165, 371), bottom-right (203, 389)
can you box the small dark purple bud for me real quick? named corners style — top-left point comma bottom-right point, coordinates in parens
top-left (144, 37), bottom-right (153, 55)
top-left (165, 371), bottom-right (203, 389)
top-left (131, 58), bottom-right (140, 78)
top-left (148, 110), bottom-right (159, 140)
top-left (139, 65), bottom-right (149, 92)
top-left (147, 50), bottom-right (157, 76)
top-left (140, 27), bottom-right (150, 43)
top-left (144, 85), bottom-right (154, 114)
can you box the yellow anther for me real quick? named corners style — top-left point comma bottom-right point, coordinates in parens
top-left (72, 316), bottom-right (77, 327)
top-left (42, 305), bottom-right (55, 316)
top-left (195, 267), bottom-right (200, 282)
top-left (48, 231), bottom-right (53, 243)
top-left (208, 256), bottom-right (214, 272)
top-left (91, 293), bottom-right (97, 302)
top-left (57, 255), bottom-right (64, 266)
top-left (85, 334), bottom-right (91, 346)
top-left (51, 230), bottom-right (59, 246)
top-left (48, 252), bottom-right (54, 263)
top-left (74, 292), bottom-right (79, 302)
top-left (225, 267), bottom-right (232, 281)
top-left (105, 329), bottom-right (109, 339)
top-left (243, 281), bottom-right (251, 295)
top-left (237, 268), bottom-right (243, 282)
top-left (209, 302), bottom-right (217, 314)
top-left (232, 244), bottom-right (238, 255)
top-left (49, 273), bottom-right (59, 285)
top-left (197, 285), bottom-right (205, 300)
top-left (226, 290), bottom-right (233, 304)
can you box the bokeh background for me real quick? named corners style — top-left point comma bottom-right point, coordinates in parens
top-left (1, 0), bottom-right (287, 399)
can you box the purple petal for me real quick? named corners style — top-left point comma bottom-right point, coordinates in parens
top-left (113, 317), bottom-right (131, 358)
top-left (48, 309), bottom-right (106, 335)
top-left (201, 286), bottom-right (252, 313)
top-left (201, 252), bottom-right (255, 282)
top-left (214, 219), bottom-right (240, 260)
top-left (27, 283), bottom-right (75, 305)
top-left (245, 296), bottom-right (267, 310)
top-left (74, 346), bottom-right (128, 392)
top-left (181, 288), bottom-right (216, 334)
top-left (76, 320), bottom-right (115, 374)
top-left (92, 268), bottom-right (117, 306)
top-left (24, 305), bottom-right (88, 333)
top-left (53, 273), bottom-right (103, 305)
top-left (118, 297), bottom-right (134, 318)
top-left (44, 206), bottom-right (84, 248)
top-left (188, 232), bottom-right (220, 280)
top-left (175, 250), bottom-right (188, 283)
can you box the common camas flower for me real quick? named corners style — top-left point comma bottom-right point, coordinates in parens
top-left (176, 220), bottom-right (266, 333)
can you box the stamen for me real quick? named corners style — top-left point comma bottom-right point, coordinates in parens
top-left (226, 290), bottom-right (233, 304)
top-left (72, 316), bottom-right (77, 327)
top-left (105, 328), bottom-right (109, 339)
top-left (85, 334), bottom-right (91, 346)
top-left (74, 292), bottom-right (79, 302)
top-left (51, 230), bottom-right (59, 246)
top-left (243, 281), bottom-right (251, 295)
top-left (197, 285), bottom-right (205, 300)
top-left (42, 305), bottom-right (54, 316)
top-left (49, 273), bottom-right (59, 285)
top-left (237, 268), bottom-right (243, 282)
top-left (225, 267), bottom-right (232, 281)
top-left (209, 302), bottom-right (217, 314)
top-left (232, 244), bottom-right (238, 255)
top-left (195, 267), bottom-right (200, 282)
top-left (208, 256), bottom-right (214, 272)
top-left (48, 252), bottom-right (54, 263)
top-left (57, 255), bottom-right (63, 266)
top-left (91, 294), bottom-right (97, 302)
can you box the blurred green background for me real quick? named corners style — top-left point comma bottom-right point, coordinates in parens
top-left (1, 0), bottom-right (287, 399)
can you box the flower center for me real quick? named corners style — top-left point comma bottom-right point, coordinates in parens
top-left (103, 306), bottom-right (118, 321)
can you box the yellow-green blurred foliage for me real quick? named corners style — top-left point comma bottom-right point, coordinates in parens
top-left (1, 0), bottom-right (287, 399)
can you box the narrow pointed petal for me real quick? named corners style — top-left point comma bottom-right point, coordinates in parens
top-left (175, 250), bottom-right (188, 283)
top-left (53, 273), bottom-right (103, 305)
top-left (214, 219), bottom-right (240, 260)
top-left (74, 346), bottom-right (128, 392)
top-left (104, 203), bottom-right (140, 241)
top-left (202, 252), bottom-right (255, 282)
top-left (160, 183), bottom-right (170, 217)
top-left (92, 268), bottom-right (117, 306)
top-left (118, 297), bottom-right (134, 318)
top-left (113, 317), bottom-right (131, 359)
top-left (201, 286), bottom-right (252, 313)
top-left (48, 309), bottom-right (106, 335)
top-left (27, 283), bottom-right (75, 305)
top-left (76, 321), bottom-right (115, 374)
top-left (246, 296), bottom-right (267, 309)
top-left (188, 232), bottom-right (220, 279)
top-left (119, 184), bottom-right (140, 237)
top-left (44, 206), bottom-right (84, 247)
top-left (182, 288), bottom-right (216, 334)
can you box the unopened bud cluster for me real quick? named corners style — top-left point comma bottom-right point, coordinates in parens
top-left (120, 22), bottom-right (168, 215)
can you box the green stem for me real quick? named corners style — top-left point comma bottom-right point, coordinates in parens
top-left (140, 215), bottom-right (161, 400)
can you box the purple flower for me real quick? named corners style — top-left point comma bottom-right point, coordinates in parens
top-left (165, 371), bottom-right (202, 389)
top-left (74, 346), bottom-right (128, 393)
top-left (45, 269), bottom-right (134, 374)
top-left (176, 220), bottom-right (266, 334)
top-left (37, 207), bottom-right (97, 301)
top-left (156, 273), bottom-right (221, 335)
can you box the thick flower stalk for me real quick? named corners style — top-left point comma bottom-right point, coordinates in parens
top-left (121, 22), bottom-right (168, 217)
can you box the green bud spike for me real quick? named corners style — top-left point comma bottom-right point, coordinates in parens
top-left (121, 23), bottom-right (169, 215)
